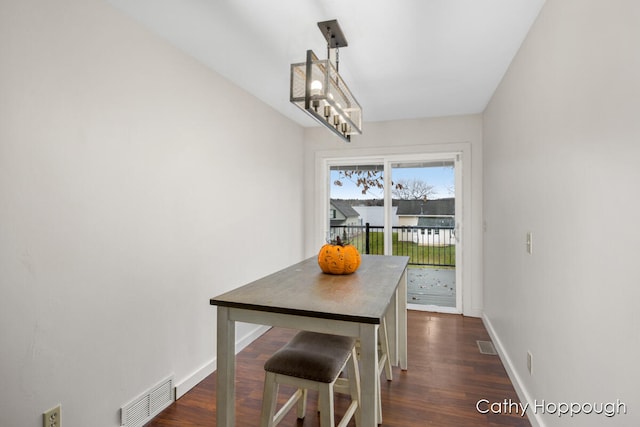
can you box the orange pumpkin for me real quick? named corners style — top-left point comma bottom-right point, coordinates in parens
top-left (317, 236), bottom-right (361, 275)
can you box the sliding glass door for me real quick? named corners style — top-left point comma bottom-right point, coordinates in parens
top-left (326, 154), bottom-right (462, 314)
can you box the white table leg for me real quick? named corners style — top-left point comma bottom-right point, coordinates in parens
top-left (216, 306), bottom-right (236, 427)
top-left (385, 290), bottom-right (398, 367)
top-left (359, 323), bottom-right (379, 426)
top-left (398, 268), bottom-right (408, 370)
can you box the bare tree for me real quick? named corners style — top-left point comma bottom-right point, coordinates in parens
top-left (391, 179), bottom-right (435, 200)
top-left (333, 170), bottom-right (403, 197)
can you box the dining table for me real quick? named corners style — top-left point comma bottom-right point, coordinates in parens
top-left (210, 254), bottom-right (409, 426)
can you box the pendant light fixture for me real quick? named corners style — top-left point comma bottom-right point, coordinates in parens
top-left (290, 20), bottom-right (362, 143)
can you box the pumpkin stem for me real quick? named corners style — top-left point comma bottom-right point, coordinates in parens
top-left (336, 235), bottom-right (343, 246)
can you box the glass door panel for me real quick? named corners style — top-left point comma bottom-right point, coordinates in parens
top-left (329, 164), bottom-right (386, 256)
top-left (390, 161), bottom-right (457, 311)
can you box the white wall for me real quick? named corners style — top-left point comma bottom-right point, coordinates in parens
top-left (483, 0), bottom-right (640, 426)
top-left (303, 115), bottom-right (483, 316)
top-left (0, 1), bottom-right (304, 426)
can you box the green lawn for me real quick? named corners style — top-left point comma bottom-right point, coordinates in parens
top-left (351, 231), bottom-right (455, 266)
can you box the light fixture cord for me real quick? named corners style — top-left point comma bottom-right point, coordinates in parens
top-left (325, 28), bottom-right (340, 74)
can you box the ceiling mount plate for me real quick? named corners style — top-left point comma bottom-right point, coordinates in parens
top-left (317, 19), bottom-right (348, 48)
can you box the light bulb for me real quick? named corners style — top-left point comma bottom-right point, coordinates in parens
top-left (310, 80), bottom-right (322, 95)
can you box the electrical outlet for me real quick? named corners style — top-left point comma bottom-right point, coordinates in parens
top-left (527, 351), bottom-right (533, 375)
top-left (43, 404), bottom-right (61, 427)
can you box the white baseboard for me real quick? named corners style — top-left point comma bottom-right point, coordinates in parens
top-left (408, 303), bottom-right (459, 314)
top-left (464, 307), bottom-right (483, 318)
top-left (235, 324), bottom-right (272, 354)
top-left (175, 359), bottom-right (215, 399)
top-left (406, 305), bottom-right (482, 318)
top-left (482, 314), bottom-right (544, 427)
top-left (175, 324), bottom-right (271, 399)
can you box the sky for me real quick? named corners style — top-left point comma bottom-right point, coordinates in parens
top-left (330, 166), bottom-right (454, 199)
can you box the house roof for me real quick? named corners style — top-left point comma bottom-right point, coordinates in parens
top-left (396, 198), bottom-right (454, 216)
top-left (330, 200), bottom-right (360, 218)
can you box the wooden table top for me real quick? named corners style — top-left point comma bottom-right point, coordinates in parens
top-left (210, 255), bottom-right (409, 324)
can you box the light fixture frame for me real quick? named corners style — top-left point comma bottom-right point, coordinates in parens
top-left (290, 20), bottom-right (362, 143)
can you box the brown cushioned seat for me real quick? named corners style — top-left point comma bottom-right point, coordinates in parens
top-left (260, 331), bottom-right (360, 427)
top-left (264, 332), bottom-right (356, 383)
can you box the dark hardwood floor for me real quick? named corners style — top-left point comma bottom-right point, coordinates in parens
top-left (146, 311), bottom-right (530, 426)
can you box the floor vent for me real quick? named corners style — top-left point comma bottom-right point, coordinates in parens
top-left (121, 376), bottom-right (174, 427)
top-left (477, 340), bottom-right (497, 355)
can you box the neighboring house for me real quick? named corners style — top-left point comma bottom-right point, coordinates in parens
top-left (329, 200), bottom-right (361, 242)
top-left (396, 198), bottom-right (455, 246)
top-left (329, 200), bottom-right (361, 227)
top-left (352, 205), bottom-right (399, 227)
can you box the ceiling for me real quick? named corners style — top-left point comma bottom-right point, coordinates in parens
top-left (106, 0), bottom-right (545, 127)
